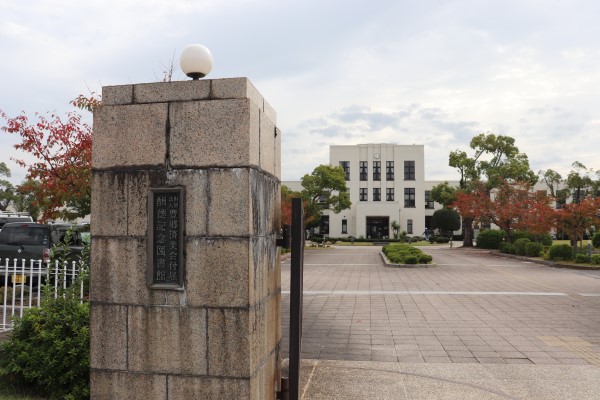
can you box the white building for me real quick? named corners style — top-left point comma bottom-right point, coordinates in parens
top-left (284, 143), bottom-right (458, 239)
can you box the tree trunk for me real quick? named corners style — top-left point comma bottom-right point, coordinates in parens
top-left (462, 217), bottom-right (474, 247)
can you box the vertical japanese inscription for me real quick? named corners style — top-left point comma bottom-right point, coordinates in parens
top-left (148, 187), bottom-right (184, 288)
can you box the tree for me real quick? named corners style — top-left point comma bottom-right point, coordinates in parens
top-left (430, 181), bottom-right (458, 208)
top-left (431, 208), bottom-right (461, 237)
top-left (0, 96), bottom-right (98, 221)
top-left (281, 185), bottom-right (301, 226)
top-left (448, 133), bottom-right (537, 246)
top-left (555, 197), bottom-right (600, 251)
top-left (300, 164), bottom-right (351, 229)
top-left (0, 162), bottom-right (15, 211)
top-left (565, 162), bottom-right (595, 204)
top-left (453, 180), bottom-right (555, 242)
top-left (12, 179), bottom-right (41, 221)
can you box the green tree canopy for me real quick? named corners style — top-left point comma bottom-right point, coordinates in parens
top-left (430, 181), bottom-right (458, 208)
top-left (0, 162), bottom-right (15, 211)
top-left (431, 207), bottom-right (461, 237)
top-left (300, 164), bottom-right (351, 226)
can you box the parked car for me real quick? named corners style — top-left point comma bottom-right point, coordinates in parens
top-left (0, 212), bottom-right (33, 231)
top-left (0, 222), bottom-right (87, 287)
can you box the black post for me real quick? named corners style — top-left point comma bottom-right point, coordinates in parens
top-left (289, 198), bottom-right (304, 400)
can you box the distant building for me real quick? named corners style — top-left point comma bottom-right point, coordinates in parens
top-left (284, 143), bottom-right (459, 239)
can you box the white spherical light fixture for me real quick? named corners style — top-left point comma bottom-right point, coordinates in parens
top-left (180, 44), bottom-right (214, 80)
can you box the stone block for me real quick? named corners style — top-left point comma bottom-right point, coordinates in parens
top-left (126, 171), bottom-right (150, 237)
top-left (90, 237), bottom-right (150, 304)
top-left (208, 308), bottom-right (251, 377)
top-left (263, 97), bottom-right (277, 125)
top-left (185, 237), bottom-right (250, 308)
top-left (128, 305), bottom-right (207, 375)
top-left (168, 375), bottom-right (250, 399)
top-left (176, 170), bottom-right (208, 237)
top-left (249, 350), bottom-right (279, 400)
top-left (211, 77), bottom-right (264, 111)
top-left (102, 84), bottom-right (134, 105)
top-left (93, 103), bottom-right (168, 170)
top-left (133, 81), bottom-right (210, 103)
top-left (169, 99), bottom-right (260, 168)
top-left (274, 127), bottom-right (281, 179)
top-left (267, 293), bottom-right (281, 353)
top-left (250, 170), bottom-right (279, 236)
top-left (90, 304), bottom-right (127, 370)
top-left (207, 168), bottom-right (251, 236)
top-left (91, 172), bottom-right (127, 237)
top-left (90, 370), bottom-right (166, 400)
top-left (260, 110), bottom-right (276, 175)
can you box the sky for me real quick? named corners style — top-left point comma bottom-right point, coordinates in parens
top-left (1, 0), bottom-right (599, 186)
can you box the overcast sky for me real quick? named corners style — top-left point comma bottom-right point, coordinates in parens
top-left (1, 0), bottom-right (599, 185)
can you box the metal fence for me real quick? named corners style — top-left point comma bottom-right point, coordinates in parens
top-left (1, 259), bottom-right (87, 332)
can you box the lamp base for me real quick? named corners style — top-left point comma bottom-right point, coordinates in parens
top-left (186, 72), bottom-right (206, 80)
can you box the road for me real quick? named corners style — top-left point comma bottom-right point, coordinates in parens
top-left (281, 245), bottom-right (600, 366)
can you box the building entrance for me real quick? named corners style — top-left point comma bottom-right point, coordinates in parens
top-left (366, 217), bottom-right (389, 239)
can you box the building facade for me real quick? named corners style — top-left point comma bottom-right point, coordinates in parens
top-left (283, 143), bottom-right (458, 239)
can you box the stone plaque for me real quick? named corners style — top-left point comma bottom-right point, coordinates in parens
top-left (147, 187), bottom-right (185, 289)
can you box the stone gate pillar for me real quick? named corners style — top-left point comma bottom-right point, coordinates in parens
top-left (89, 78), bottom-right (281, 399)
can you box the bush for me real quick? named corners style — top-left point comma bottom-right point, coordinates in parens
top-left (382, 244), bottom-right (432, 264)
top-left (514, 238), bottom-right (531, 256)
top-left (593, 233), bottom-right (600, 249)
top-left (499, 242), bottom-right (515, 254)
top-left (404, 256), bottom-right (418, 264)
top-left (0, 233), bottom-right (90, 400)
top-left (0, 291), bottom-right (90, 400)
top-left (476, 230), bottom-right (505, 249)
top-left (591, 254), bottom-right (600, 265)
top-left (0, 286), bottom-right (30, 305)
top-left (575, 253), bottom-right (591, 263)
top-left (547, 244), bottom-right (573, 261)
top-left (525, 242), bottom-right (543, 257)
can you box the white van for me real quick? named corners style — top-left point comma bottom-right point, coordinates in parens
top-left (0, 212), bottom-right (34, 231)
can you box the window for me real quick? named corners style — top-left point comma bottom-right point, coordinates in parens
top-left (359, 188), bottom-right (368, 201)
top-left (320, 216), bottom-right (329, 235)
top-left (342, 219), bottom-right (347, 234)
top-left (340, 161), bottom-right (350, 181)
top-left (407, 219), bottom-right (413, 234)
top-left (373, 188), bottom-right (381, 201)
top-left (425, 190), bottom-right (434, 209)
top-left (404, 160), bottom-right (415, 180)
top-left (386, 161), bottom-right (394, 181)
top-left (359, 161), bottom-right (368, 181)
top-left (373, 161), bottom-right (381, 181)
top-left (386, 188), bottom-right (394, 201)
top-left (404, 188), bottom-right (415, 207)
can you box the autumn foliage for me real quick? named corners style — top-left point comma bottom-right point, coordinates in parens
top-left (555, 197), bottom-right (600, 244)
top-left (453, 180), bottom-right (555, 242)
top-left (1, 98), bottom-right (96, 221)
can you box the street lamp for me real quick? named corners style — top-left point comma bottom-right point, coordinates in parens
top-left (180, 44), bottom-right (213, 80)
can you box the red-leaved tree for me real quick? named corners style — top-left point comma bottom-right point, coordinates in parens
top-left (555, 197), bottom-right (600, 250)
top-left (453, 180), bottom-right (555, 242)
top-left (1, 96), bottom-right (98, 221)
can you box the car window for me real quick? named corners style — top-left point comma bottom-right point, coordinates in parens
top-left (0, 226), bottom-right (49, 245)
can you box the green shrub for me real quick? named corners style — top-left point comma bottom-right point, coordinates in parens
top-left (591, 254), bottom-right (600, 265)
top-left (404, 256), bottom-right (418, 264)
top-left (525, 242), bottom-right (543, 257)
top-left (0, 286), bottom-right (30, 305)
top-left (382, 244), bottom-right (432, 264)
top-left (538, 234), bottom-right (553, 247)
top-left (435, 236), bottom-right (450, 243)
top-left (418, 254), bottom-right (433, 264)
top-left (0, 232), bottom-right (90, 400)
top-left (575, 253), bottom-right (591, 263)
top-left (476, 230), bottom-right (505, 249)
top-left (499, 242), bottom-right (515, 254)
top-left (513, 238), bottom-right (531, 256)
top-left (593, 233), bottom-right (600, 249)
top-left (547, 244), bottom-right (573, 261)
top-left (0, 292), bottom-right (90, 400)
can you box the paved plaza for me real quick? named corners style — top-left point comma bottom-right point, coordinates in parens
top-left (281, 245), bottom-right (600, 399)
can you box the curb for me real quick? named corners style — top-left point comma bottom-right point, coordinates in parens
top-left (491, 251), bottom-right (600, 270)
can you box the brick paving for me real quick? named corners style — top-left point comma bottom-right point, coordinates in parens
top-left (281, 245), bottom-right (600, 366)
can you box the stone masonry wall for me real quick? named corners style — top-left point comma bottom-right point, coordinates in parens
top-left (90, 78), bottom-right (281, 399)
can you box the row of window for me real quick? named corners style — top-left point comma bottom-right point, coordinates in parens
top-left (325, 218), bottom-right (416, 235)
top-left (358, 189), bottom-right (436, 208)
top-left (340, 161), bottom-right (415, 181)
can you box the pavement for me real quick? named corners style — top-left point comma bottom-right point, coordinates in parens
top-left (281, 245), bottom-right (600, 399)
